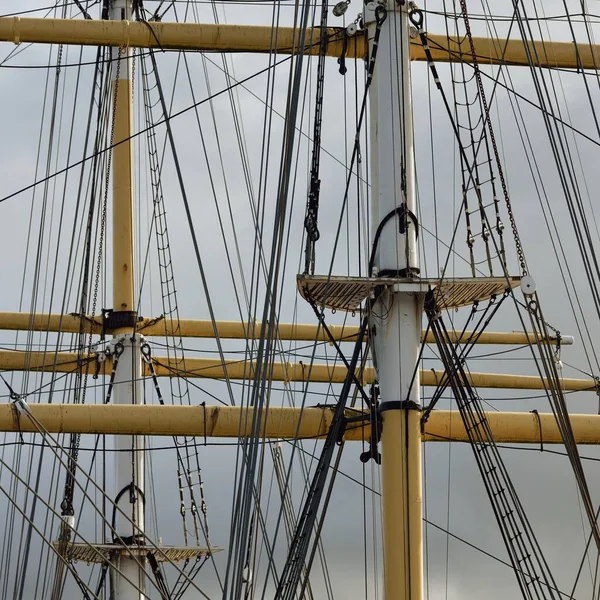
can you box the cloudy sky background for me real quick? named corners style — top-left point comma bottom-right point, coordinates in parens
top-left (1, 0), bottom-right (600, 598)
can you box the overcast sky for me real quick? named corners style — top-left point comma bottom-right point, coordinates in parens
top-left (1, 0), bottom-right (600, 599)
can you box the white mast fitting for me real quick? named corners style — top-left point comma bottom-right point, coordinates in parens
top-left (366, 1), bottom-right (423, 599)
top-left (109, 1), bottom-right (147, 598)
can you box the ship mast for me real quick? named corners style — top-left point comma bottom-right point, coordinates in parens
top-left (366, 2), bottom-right (423, 598)
top-left (108, 0), bottom-right (146, 598)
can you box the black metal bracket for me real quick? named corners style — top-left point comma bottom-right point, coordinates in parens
top-left (361, 383), bottom-right (382, 464)
top-left (379, 400), bottom-right (422, 412)
top-left (101, 308), bottom-right (140, 338)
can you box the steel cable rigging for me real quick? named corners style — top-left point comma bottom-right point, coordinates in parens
top-left (220, 0), bottom-right (319, 594)
top-left (425, 292), bottom-right (560, 599)
top-left (302, 0), bottom-right (329, 275)
top-left (457, 0), bottom-right (600, 564)
top-left (273, 10), bottom-right (387, 596)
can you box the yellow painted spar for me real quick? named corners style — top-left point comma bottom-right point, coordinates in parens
top-left (0, 18), bottom-right (361, 57)
top-left (0, 18), bottom-right (599, 69)
top-left (2, 403), bottom-right (600, 444)
top-left (0, 349), bottom-right (594, 390)
top-left (0, 312), bottom-right (568, 345)
top-left (381, 408), bottom-right (423, 599)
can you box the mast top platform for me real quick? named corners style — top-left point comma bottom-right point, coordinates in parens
top-left (297, 274), bottom-right (521, 312)
top-left (53, 542), bottom-right (221, 564)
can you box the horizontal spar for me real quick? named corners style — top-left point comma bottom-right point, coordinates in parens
top-left (1, 404), bottom-right (600, 444)
top-left (0, 18), bottom-right (362, 56)
top-left (0, 349), bottom-right (593, 390)
top-left (0, 312), bottom-right (571, 345)
top-left (0, 17), bottom-right (598, 69)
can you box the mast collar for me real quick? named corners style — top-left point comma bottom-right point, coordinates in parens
top-left (379, 400), bottom-right (421, 412)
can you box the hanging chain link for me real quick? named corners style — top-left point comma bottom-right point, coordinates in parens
top-left (303, 0), bottom-right (330, 274)
top-left (409, 2), bottom-right (526, 275)
top-left (101, 342), bottom-right (125, 402)
top-left (452, 0), bottom-right (527, 275)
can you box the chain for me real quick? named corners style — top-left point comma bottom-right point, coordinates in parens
top-left (453, 0), bottom-right (527, 275)
top-left (408, 2), bottom-right (526, 276)
top-left (131, 47), bottom-right (136, 107)
top-left (522, 297), bottom-right (562, 360)
top-left (141, 343), bottom-right (165, 405)
top-left (302, 0), bottom-right (329, 274)
top-left (366, 6), bottom-right (387, 83)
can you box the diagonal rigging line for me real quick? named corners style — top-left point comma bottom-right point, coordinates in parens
top-left (0, 455), bottom-right (136, 600)
top-left (144, 49), bottom-right (237, 411)
top-left (0, 431), bottom-right (584, 600)
top-left (0, 480), bottom-right (98, 599)
top-left (425, 292), bottom-right (560, 600)
top-left (422, 37), bottom-right (600, 148)
top-left (478, 0), bottom-right (600, 557)
top-left (227, 5), bottom-right (319, 596)
top-left (525, 295), bottom-right (600, 552)
top-left (139, 52), bottom-right (219, 593)
top-left (0, 53), bottom-right (294, 206)
top-left (424, 519), bottom-right (572, 598)
top-left (201, 54), bottom-right (368, 182)
top-left (422, 294), bottom-right (507, 422)
top-left (508, 0), bottom-right (600, 325)
top-left (274, 313), bottom-right (370, 599)
top-left (8, 400), bottom-right (213, 600)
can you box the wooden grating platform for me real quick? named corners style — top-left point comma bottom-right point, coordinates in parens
top-left (53, 542), bottom-right (220, 563)
top-left (297, 274), bottom-right (521, 312)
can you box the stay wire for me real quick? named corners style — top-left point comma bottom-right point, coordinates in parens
top-left (0, 53), bottom-right (298, 207)
top-left (426, 302), bottom-right (560, 599)
top-left (10, 401), bottom-right (214, 599)
top-left (226, 0), bottom-right (317, 596)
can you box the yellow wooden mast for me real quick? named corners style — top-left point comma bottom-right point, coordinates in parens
top-left (108, 2), bottom-right (145, 597)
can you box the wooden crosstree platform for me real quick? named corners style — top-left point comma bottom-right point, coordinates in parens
top-left (53, 542), bottom-right (220, 563)
top-left (297, 275), bottom-right (522, 312)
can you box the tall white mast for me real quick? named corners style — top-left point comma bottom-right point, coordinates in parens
top-left (109, 1), bottom-right (146, 598)
top-left (366, 2), bottom-right (423, 598)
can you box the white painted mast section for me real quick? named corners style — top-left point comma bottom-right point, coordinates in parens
top-left (109, 1), bottom-right (146, 599)
top-left (366, 1), bottom-right (423, 599)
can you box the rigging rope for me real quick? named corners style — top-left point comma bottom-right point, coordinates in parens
top-left (140, 52), bottom-right (212, 555)
top-left (424, 292), bottom-right (560, 600)
top-left (274, 313), bottom-right (370, 599)
top-left (408, 3), bottom-right (523, 277)
top-left (223, 0), bottom-right (321, 594)
top-left (302, 0), bottom-right (329, 275)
